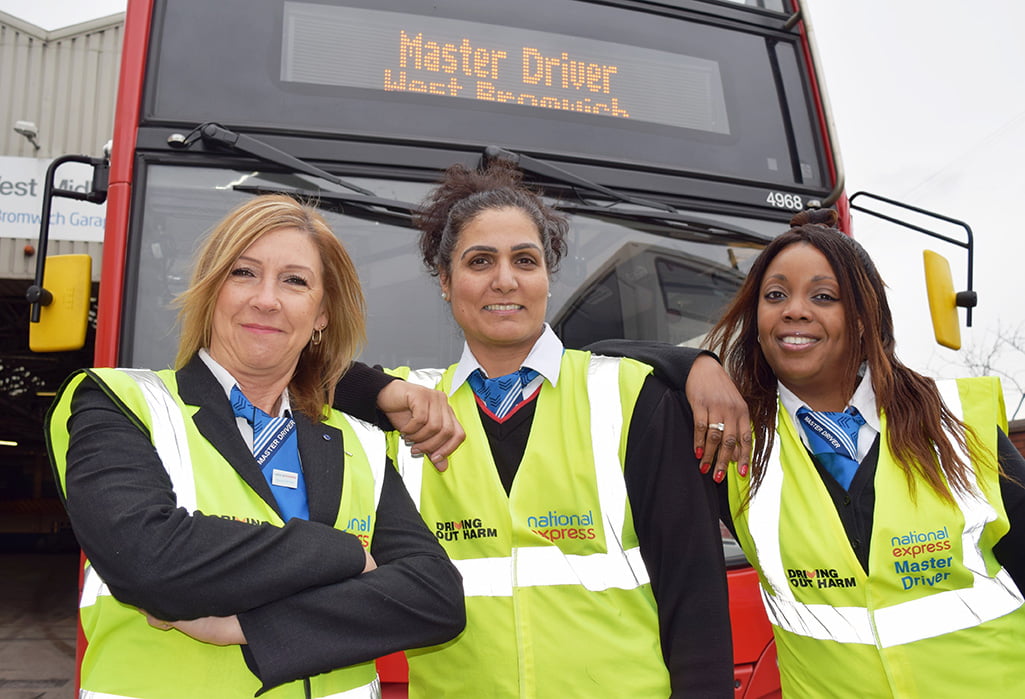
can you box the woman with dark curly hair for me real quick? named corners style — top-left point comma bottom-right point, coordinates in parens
top-left (338, 160), bottom-right (740, 697)
top-left (704, 209), bottom-right (1025, 697)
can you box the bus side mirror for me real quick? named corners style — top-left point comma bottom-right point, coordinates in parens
top-left (923, 250), bottom-right (977, 351)
top-left (28, 254), bottom-right (92, 352)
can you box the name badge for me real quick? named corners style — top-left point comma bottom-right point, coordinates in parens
top-left (272, 469), bottom-right (299, 489)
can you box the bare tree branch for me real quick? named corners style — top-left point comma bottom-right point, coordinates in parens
top-left (958, 321), bottom-right (1025, 419)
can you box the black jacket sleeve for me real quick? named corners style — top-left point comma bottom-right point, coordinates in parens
top-left (333, 361), bottom-right (399, 427)
top-left (238, 462), bottom-right (465, 691)
top-left (63, 377), bottom-right (370, 620)
top-left (585, 339), bottom-right (715, 391)
top-left (624, 376), bottom-right (734, 698)
top-left (994, 429), bottom-right (1025, 592)
top-left (64, 375), bottom-right (464, 693)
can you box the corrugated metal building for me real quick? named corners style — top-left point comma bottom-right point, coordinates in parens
top-left (1, 11), bottom-right (122, 159)
top-left (1, 9), bottom-right (124, 280)
top-left (1, 10), bottom-right (123, 534)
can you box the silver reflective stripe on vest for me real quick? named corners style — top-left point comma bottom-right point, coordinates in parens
top-left (400, 358), bottom-right (649, 596)
top-left (580, 355), bottom-right (649, 591)
top-left (346, 416), bottom-right (387, 508)
top-left (394, 368), bottom-right (446, 504)
top-left (453, 546), bottom-right (649, 597)
top-left (80, 564), bottom-right (110, 610)
top-left (122, 370), bottom-right (199, 511)
top-left (82, 370), bottom-right (198, 610)
top-left (750, 381), bottom-right (1023, 647)
top-left (79, 676), bottom-right (382, 699)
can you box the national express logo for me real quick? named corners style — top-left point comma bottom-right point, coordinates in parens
top-left (890, 526), bottom-right (954, 590)
top-left (527, 509), bottom-right (597, 542)
top-left (345, 515), bottom-right (373, 548)
top-left (434, 518), bottom-right (499, 542)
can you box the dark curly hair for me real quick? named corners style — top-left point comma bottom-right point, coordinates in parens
top-left (705, 208), bottom-right (981, 504)
top-left (415, 160), bottom-right (569, 278)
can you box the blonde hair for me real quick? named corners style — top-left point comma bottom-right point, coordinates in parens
top-left (175, 194), bottom-right (365, 420)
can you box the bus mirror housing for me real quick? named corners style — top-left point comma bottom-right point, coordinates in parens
top-left (923, 250), bottom-right (977, 351)
top-left (923, 251), bottom-right (959, 350)
top-left (27, 154), bottom-right (107, 353)
top-left (28, 254), bottom-right (92, 352)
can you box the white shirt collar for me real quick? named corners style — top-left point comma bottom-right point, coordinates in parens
top-left (777, 364), bottom-right (880, 460)
top-left (198, 348), bottom-right (291, 417)
top-left (448, 324), bottom-right (564, 395)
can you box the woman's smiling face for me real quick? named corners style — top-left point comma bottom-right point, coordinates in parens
top-left (440, 207), bottom-right (549, 367)
top-left (757, 242), bottom-right (853, 407)
top-left (208, 226), bottom-right (327, 383)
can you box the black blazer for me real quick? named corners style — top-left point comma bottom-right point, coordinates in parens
top-left (60, 354), bottom-right (464, 690)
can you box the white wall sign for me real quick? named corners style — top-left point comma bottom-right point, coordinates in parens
top-left (0, 156), bottom-right (107, 243)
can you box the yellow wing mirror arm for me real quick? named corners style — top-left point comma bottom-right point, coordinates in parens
top-left (847, 191), bottom-right (976, 350)
top-left (26, 154), bottom-right (108, 352)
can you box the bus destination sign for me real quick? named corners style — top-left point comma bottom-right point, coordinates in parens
top-left (281, 3), bottom-right (730, 134)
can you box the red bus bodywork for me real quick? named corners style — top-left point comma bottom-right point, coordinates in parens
top-left (72, 1), bottom-right (855, 695)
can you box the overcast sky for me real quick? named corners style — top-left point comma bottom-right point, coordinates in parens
top-left (5, 0), bottom-right (1024, 416)
top-left (804, 0), bottom-right (1025, 418)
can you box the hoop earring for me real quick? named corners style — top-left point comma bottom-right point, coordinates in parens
top-left (311, 327), bottom-right (323, 346)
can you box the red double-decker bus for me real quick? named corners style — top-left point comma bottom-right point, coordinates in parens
top-left (34, 0), bottom-right (860, 695)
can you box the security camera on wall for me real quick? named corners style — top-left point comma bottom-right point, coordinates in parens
top-left (14, 120), bottom-right (38, 138)
top-left (13, 120), bottom-right (41, 150)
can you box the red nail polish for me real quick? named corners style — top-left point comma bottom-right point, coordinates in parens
top-left (739, 463), bottom-right (749, 478)
top-left (695, 447), bottom-right (704, 461)
top-left (714, 470), bottom-right (725, 483)
top-left (700, 462), bottom-right (710, 474)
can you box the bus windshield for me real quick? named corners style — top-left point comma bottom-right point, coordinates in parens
top-left (124, 164), bottom-right (770, 370)
top-left (117, 0), bottom-right (833, 369)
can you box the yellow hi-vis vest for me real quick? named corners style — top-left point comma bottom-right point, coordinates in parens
top-left (391, 351), bottom-right (670, 698)
top-left (730, 377), bottom-right (1025, 697)
top-left (47, 368), bottom-right (386, 699)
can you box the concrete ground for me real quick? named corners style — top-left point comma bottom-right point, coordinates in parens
top-left (0, 540), bottom-right (411, 699)
top-left (0, 548), bottom-right (77, 699)
top-left (0, 546), bottom-right (412, 699)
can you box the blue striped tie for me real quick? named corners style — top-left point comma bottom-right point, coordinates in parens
top-left (796, 406), bottom-right (866, 490)
top-left (467, 367), bottom-right (540, 419)
top-left (230, 385), bottom-right (309, 521)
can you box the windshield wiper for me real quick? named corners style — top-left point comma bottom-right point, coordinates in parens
top-left (483, 146), bottom-right (780, 246)
top-left (168, 122), bottom-right (376, 196)
top-left (483, 146), bottom-right (675, 212)
top-left (233, 184), bottom-right (418, 228)
top-left (555, 202), bottom-right (772, 247)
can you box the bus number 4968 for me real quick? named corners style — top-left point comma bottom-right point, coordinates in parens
top-left (766, 191), bottom-right (803, 211)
